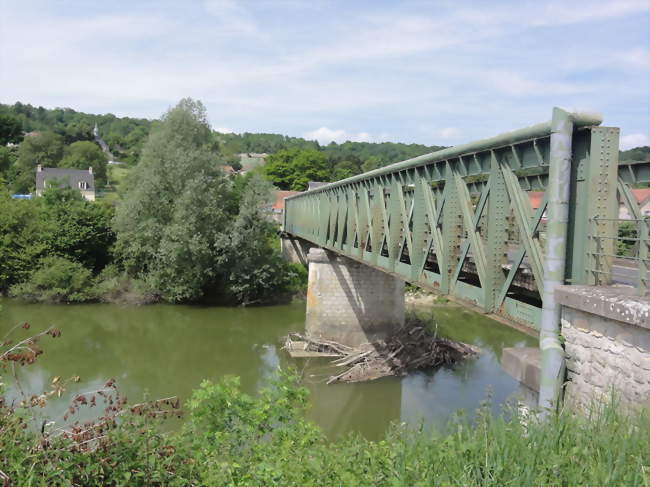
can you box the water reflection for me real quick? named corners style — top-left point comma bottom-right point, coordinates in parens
top-left (1, 299), bottom-right (536, 440)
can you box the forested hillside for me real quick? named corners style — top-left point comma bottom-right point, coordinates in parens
top-left (0, 102), bottom-right (152, 163)
top-left (1, 102), bottom-right (647, 194)
top-left (620, 145), bottom-right (650, 162)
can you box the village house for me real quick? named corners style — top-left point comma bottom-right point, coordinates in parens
top-left (271, 190), bottom-right (302, 223)
top-left (35, 165), bottom-right (96, 201)
top-left (619, 188), bottom-right (650, 219)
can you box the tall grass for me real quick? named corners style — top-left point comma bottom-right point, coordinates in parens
top-left (2, 372), bottom-right (648, 486)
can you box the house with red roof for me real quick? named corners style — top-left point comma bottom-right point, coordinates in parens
top-left (526, 189), bottom-right (650, 220)
top-left (620, 188), bottom-right (650, 219)
top-left (271, 190), bottom-right (302, 223)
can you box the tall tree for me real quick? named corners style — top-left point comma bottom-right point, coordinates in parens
top-left (0, 113), bottom-right (22, 145)
top-left (10, 132), bottom-right (65, 192)
top-left (221, 174), bottom-right (295, 304)
top-left (59, 140), bottom-right (108, 187)
top-left (113, 98), bottom-right (232, 302)
top-left (16, 131), bottom-right (65, 168)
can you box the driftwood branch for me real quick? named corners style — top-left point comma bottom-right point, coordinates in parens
top-left (284, 320), bottom-right (479, 384)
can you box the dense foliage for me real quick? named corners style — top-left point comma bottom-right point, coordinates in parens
top-left (0, 99), bottom-right (303, 305)
top-left (0, 102), bottom-right (151, 163)
top-left (264, 149), bottom-right (330, 190)
top-left (113, 99), bottom-right (299, 304)
top-left (1, 102), bottom-right (449, 194)
top-left (0, 188), bottom-right (114, 293)
top-left (9, 256), bottom-right (95, 303)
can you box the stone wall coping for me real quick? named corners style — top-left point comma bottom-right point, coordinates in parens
top-left (555, 285), bottom-right (650, 329)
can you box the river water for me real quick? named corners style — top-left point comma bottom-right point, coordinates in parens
top-left (0, 299), bottom-right (536, 440)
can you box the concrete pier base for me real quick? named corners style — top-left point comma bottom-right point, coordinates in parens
top-left (306, 248), bottom-right (405, 347)
top-left (280, 236), bottom-right (313, 266)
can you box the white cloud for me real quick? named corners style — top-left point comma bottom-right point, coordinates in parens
top-left (0, 1), bottom-right (647, 145)
top-left (487, 71), bottom-right (588, 97)
top-left (303, 127), bottom-right (374, 145)
top-left (621, 133), bottom-right (649, 150)
top-left (620, 48), bottom-right (650, 69)
top-left (532, 0), bottom-right (650, 26)
top-left (202, 0), bottom-right (259, 35)
top-left (438, 128), bottom-right (460, 139)
top-left (213, 127), bottom-right (234, 134)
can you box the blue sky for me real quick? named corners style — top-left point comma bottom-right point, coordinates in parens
top-left (1, 0), bottom-right (649, 148)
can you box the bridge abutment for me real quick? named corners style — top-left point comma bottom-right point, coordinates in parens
top-left (503, 285), bottom-right (650, 412)
top-left (306, 248), bottom-right (405, 347)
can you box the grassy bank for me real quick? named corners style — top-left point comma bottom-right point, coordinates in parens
top-left (2, 369), bottom-right (648, 486)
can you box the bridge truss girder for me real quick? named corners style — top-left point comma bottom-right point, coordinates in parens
top-left (285, 123), bottom-right (624, 332)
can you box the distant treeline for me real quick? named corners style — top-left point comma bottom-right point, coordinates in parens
top-left (1, 102), bottom-right (648, 192)
top-left (0, 102), bottom-right (152, 164)
top-left (620, 145), bottom-right (650, 162)
top-left (215, 131), bottom-right (445, 169)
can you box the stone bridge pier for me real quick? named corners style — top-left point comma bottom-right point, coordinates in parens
top-left (305, 248), bottom-right (405, 347)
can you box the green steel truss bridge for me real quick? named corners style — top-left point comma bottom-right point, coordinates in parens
top-left (283, 109), bottom-right (650, 333)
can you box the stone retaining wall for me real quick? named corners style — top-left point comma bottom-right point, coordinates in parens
top-left (557, 286), bottom-right (650, 410)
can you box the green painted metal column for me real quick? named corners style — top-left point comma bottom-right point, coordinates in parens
top-left (442, 162), bottom-right (462, 294)
top-left (485, 151), bottom-right (509, 312)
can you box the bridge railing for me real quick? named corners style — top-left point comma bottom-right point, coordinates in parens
top-left (586, 173), bottom-right (650, 296)
top-left (283, 111), bottom-right (647, 331)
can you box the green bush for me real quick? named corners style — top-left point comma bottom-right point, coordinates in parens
top-left (9, 256), bottom-right (95, 302)
top-left (2, 368), bottom-right (648, 486)
top-left (93, 264), bottom-right (158, 305)
top-left (0, 188), bottom-right (114, 293)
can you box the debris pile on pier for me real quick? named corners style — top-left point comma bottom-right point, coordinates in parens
top-left (283, 321), bottom-right (479, 384)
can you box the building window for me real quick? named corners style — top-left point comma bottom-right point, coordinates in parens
top-left (78, 181), bottom-right (88, 190)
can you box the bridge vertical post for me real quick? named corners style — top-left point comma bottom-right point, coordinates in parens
top-left (485, 151), bottom-right (509, 312)
top-left (442, 161), bottom-right (462, 294)
top-left (566, 126), bottom-right (620, 286)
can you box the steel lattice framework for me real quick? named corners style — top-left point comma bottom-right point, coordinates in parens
top-left (283, 114), bottom-right (649, 331)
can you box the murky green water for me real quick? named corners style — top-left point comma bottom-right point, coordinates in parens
top-left (0, 298), bottom-right (536, 440)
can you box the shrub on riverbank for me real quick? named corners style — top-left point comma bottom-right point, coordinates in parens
top-left (9, 256), bottom-right (96, 303)
top-left (2, 367), bottom-right (648, 485)
top-left (0, 187), bottom-right (114, 294)
top-left (92, 264), bottom-right (159, 305)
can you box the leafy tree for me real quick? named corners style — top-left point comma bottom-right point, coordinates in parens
top-left (0, 187), bottom-right (113, 293)
top-left (220, 174), bottom-right (298, 304)
top-left (8, 131), bottom-right (65, 192)
top-left (16, 131), bottom-right (65, 169)
top-left (40, 187), bottom-right (115, 271)
top-left (361, 155), bottom-right (381, 172)
top-left (265, 148), bottom-right (330, 190)
top-left (59, 140), bottom-right (108, 187)
top-left (0, 145), bottom-right (17, 177)
top-left (0, 113), bottom-right (22, 145)
top-left (0, 194), bottom-right (47, 290)
top-left (113, 98), bottom-right (233, 302)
